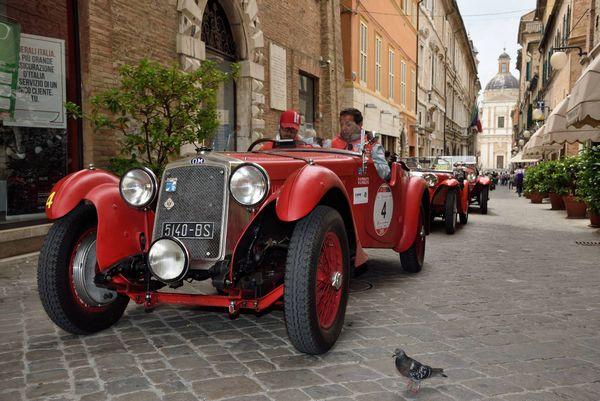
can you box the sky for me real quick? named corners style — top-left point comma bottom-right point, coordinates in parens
top-left (456, 0), bottom-right (537, 93)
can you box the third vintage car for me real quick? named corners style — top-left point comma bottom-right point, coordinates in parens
top-left (404, 157), bottom-right (470, 234)
top-left (37, 137), bottom-right (430, 355)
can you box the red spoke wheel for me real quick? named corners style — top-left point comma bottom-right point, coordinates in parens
top-left (284, 206), bottom-right (350, 355)
top-left (400, 204), bottom-right (426, 273)
top-left (38, 204), bottom-right (129, 334)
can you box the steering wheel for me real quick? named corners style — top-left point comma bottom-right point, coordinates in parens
top-left (247, 138), bottom-right (277, 152)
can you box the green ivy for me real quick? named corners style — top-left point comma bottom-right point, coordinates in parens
top-left (66, 58), bottom-right (238, 176)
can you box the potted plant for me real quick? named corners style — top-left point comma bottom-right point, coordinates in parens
top-left (559, 156), bottom-right (587, 219)
top-left (545, 159), bottom-right (567, 210)
top-left (523, 164), bottom-right (547, 204)
top-left (576, 145), bottom-right (600, 227)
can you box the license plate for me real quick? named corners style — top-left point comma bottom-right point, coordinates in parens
top-left (162, 222), bottom-right (214, 239)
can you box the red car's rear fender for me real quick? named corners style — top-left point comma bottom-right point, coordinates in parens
top-left (45, 169), bottom-right (153, 269)
top-left (395, 177), bottom-right (428, 253)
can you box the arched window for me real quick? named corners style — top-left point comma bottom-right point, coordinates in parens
top-left (201, 0), bottom-right (237, 60)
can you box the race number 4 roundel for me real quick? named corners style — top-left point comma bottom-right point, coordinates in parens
top-left (373, 183), bottom-right (393, 236)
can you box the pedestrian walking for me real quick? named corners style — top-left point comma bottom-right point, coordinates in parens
top-left (514, 167), bottom-right (524, 197)
top-left (508, 172), bottom-right (514, 189)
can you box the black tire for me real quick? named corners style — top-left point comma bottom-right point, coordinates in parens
top-left (459, 202), bottom-right (469, 225)
top-left (480, 186), bottom-right (489, 214)
top-left (400, 205), bottom-right (426, 273)
top-left (284, 205), bottom-right (350, 355)
top-left (444, 190), bottom-right (457, 234)
top-left (38, 204), bottom-right (129, 334)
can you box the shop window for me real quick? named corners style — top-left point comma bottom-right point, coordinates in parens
top-left (0, 1), bottom-right (79, 228)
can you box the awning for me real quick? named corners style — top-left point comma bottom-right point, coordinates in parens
top-left (544, 96), bottom-right (600, 144)
top-left (523, 125), bottom-right (561, 158)
top-left (509, 151), bottom-right (539, 164)
top-left (566, 55), bottom-right (600, 129)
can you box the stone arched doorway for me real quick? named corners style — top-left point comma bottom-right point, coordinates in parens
top-left (176, 0), bottom-right (265, 151)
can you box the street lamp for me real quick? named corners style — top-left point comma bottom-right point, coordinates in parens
top-left (550, 46), bottom-right (588, 70)
top-left (532, 108), bottom-right (545, 121)
top-left (523, 130), bottom-right (531, 139)
top-left (518, 138), bottom-right (525, 147)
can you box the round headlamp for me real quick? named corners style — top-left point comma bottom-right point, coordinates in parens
top-left (229, 164), bottom-right (269, 206)
top-left (147, 237), bottom-right (189, 283)
top-left (423, 173), bottom-right (438, 187)
top-left (120, 167), bottom-right (157, 208)
top-left (467, 172), bottom-right (477, 182)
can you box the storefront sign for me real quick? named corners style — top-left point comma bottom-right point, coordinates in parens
top-left (269, 43), bottom-right (287, 111)
top-left (0, 19), bottom-right (21, 119)
top-left (4, 33), bottom-right (66, 129)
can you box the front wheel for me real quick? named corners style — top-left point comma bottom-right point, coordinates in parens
top-left (444, 190), bottom-right (458, 234)
top-left (38, 204), bottom-right (129, 334)
top-left (479, 186), bottom-right (489, 214)
top-left (400, 205), bottom-right (426, 273)
top-left (284, 206), bottom-right (350, 355)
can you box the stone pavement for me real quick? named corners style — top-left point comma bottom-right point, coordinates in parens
top-left (1, 186), bottom-right (599, 401)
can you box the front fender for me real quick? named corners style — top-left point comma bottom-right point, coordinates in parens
top-left (45, 169), bottom-right (153, 269)
top-left (432, 178), bottom-right (459, 207)
top-left (275, 164), bottom-right (351, 222)
top-left (478, 176), bottom-right (491, 186)
top-left (395, 177), bottom-right (428, 253)
top-left (460, 180), bottom-right (470, 213)
top-left (45, 169), bottom-right (119, 220)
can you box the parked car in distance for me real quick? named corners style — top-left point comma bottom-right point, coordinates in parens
top-left (404, 157), bottom-right (470, 234)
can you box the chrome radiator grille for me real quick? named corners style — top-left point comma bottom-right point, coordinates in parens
top-left (153, 165), bottom-right (228, 261)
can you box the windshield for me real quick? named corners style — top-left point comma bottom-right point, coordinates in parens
top-left (403, 156), bottom-right (478, 171)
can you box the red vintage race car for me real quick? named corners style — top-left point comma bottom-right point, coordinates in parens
top-left (403, 157), bottom-right (470, 234)
top-left (38, 138), bottom-right (430, 355)
top-left (451, 156), bottom-right (491, 214)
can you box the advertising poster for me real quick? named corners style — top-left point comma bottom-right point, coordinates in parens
top-left (4, 33), bottom-right (66, 129)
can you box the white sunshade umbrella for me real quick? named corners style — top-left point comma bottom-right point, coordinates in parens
top-left (546, 95), bottom-right (600, 144)
top-left (523, 125), bottom-right (561, 158)
top-left (566, 55), bottom-right (600, 131)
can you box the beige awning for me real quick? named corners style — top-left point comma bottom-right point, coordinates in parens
top-left (566, 55), bottom-right (600, 129)
top-left (545, 96), bottom-right (600, 144)
top-left (523, 125), bottom-right (561, 158)
top-left (510, 151), bottom-right (539, 164)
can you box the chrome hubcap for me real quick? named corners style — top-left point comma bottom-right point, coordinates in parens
top-left (72, 233), bottom-right (116, 306)
top-left (331, 272), bottom-right (342, 290)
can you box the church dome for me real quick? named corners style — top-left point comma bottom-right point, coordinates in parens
top-left (485, 74), bottom-right (519, 90)
top-left (485, 50), bottom-right (519, 91)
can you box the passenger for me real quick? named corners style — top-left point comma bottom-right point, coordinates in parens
top-left (261, 110), bottom-right (302, 150)
top-left (330, 108), bottom-right (390, 180)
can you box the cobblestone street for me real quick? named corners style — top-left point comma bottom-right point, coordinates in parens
top-left (1, 186), bottom-right (599, 401)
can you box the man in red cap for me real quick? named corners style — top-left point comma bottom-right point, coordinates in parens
top-left (260, 110), bottom-right (302, 150)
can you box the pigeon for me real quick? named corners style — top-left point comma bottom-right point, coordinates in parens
top-left (393, 348), bottom-right (447, 393)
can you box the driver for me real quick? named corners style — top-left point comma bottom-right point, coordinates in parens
top-left (260, 110), bottom-right (303, 150)
top-left (330, 108), bottom-right (390, 180)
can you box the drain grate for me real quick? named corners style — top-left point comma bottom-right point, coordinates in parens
top-left (575, 241), bottom-right (600, 246)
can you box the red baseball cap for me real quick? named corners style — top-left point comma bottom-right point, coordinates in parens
top-left (280, 110), bottom-right (301, 130)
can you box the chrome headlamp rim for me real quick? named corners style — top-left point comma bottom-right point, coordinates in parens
top-left (147, 236), bottom-right (190, 284)
top-left (229, 162), bottom-right (270, 207)
top-left (119, 167), bottom-right (158, 209)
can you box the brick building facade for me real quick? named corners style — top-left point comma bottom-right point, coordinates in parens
top-left (0, 0), bottom-right (344, 228)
